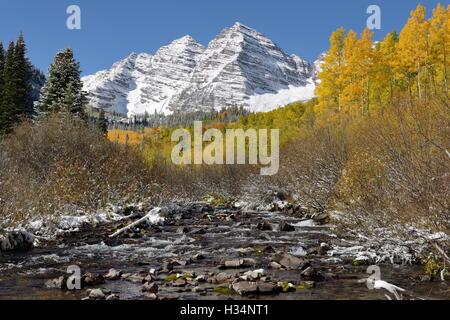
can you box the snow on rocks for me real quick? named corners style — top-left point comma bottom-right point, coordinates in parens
top-left (0, 230), bottom-right (34, 253)
top-left (19, 202), bottom-right (160, 239)
top-left (329, 241), bottom-right (417, 265)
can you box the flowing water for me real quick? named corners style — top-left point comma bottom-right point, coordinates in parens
top-left (0, 207), bottom-right (448, 300)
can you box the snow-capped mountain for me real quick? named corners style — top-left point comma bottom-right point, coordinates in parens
top-left (82, 23), bottom-right (316, 117)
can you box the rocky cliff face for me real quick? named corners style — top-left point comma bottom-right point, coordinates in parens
top-left (83, 23), bottom-right (316, 117)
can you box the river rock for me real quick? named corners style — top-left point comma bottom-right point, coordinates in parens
top-left (106, 294), bottom-right (120, 300)
top-left (242, 269), bottom-right (265, 281)
top-left (256, 222), bottom-right (272, 231)
top-left (419, 275), bottom-right (432, 282)
top-left (195, 275), bottom-right (208, 283)
top-left (300, 266), bottom-right (323, 281)
top-left (161, 260), bottom-right (175, 273)
top-left (104, 268), bottom-right (122, 280)
top-left (297, 281), bottom-right (316, 290)
top-left (318, 243), bottom-right (331, 255)
top-left (82, 273), bottom-right (105, 287)
top-left (313, 212), bottom-right (330, 225)
top-left (269, 261), bottom-right (282, 269)
top-left (279, 222), bottom-right (295, 232)
top-left (170, 258), bottom-right (190, 267)
top-left (257, 282), bottom-right (281, 294)
top-left (293, 205), bottom-right (309, 217)
top-left (272, 253), bottom-right (309, 270)
top-left (212, 272), bottom-right (232, 284)
top-left (88, 288), bottom-right (106, 300)
top-left (123, 273), bottom-right (145, 283)
top-left (219, 258), bottom-right (256, 269)
top-left (172, 279), bottom-right (187, 287)
top-left (177, 226), bottom-right (190, 234)
top-left (193, 287), bottom-right (206, 294)
top-left (262, 245), bottom-right (275, 253)
top-left (142, 282), bottom-right (158, 293)
top-left (145, 293), bottom-right (158, 300)
top-left (144, 274), bottom-right (156, 283)
top-left (190, 228), bottom-right (206, 235)
top-left (232, 281), bottom-right (258, 295)
top-left (192, 253), bottom-right (205, 261)
top-left (45, 276), bottom-right (68, 290)
top-left (232, 281), bottom-right (280, 295)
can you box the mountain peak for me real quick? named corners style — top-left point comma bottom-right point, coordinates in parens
top-left (83, 23), bottom-right (315, 116)
top-left (160, 35), bottom-right (205, 55)
top-left (232, 21), bottom-right (247, 29)
top-left (171, 35), bottom-right (199, 45)
top-left (227, 22), bottom-right (259, 35)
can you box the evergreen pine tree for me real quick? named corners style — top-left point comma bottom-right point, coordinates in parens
top-left (97, 108), bottom-right (108, 135)
top-left (0, 42), bottom-right (4, 130)
top-left (1, 41), bottom-right (17, 133)
top-left (36, 48), bottom-right (87, 119)
top-left (13, 33), bottom-right (32, 117)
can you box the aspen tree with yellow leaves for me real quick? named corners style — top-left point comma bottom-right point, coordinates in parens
top-left (338, 30), bottom-right (359, 113)
top-left (371, 32), bottom-right (398, 108)
top-left (315, 28), bottom-right (346, 115)
top-left (340, 29), bottom-right (374, 115)
top-left (397, 4), bottom-right (429, 99)
top-left (429, 3), bottom-right (449, 98)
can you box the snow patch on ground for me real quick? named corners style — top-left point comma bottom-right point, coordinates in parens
top-left (25, 208), bottom-right (131, 237)
top-left (145, 207), bottom-right (166, 225)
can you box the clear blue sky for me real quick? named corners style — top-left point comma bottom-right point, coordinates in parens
top-left (0, 0), bottom-right (446, 76)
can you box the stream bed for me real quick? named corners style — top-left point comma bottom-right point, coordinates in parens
top-left (0, 205), bottom-right (448, 300)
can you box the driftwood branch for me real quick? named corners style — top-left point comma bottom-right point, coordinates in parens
top-left (109, 208), bottom-right (162, 238)
top-left (432, 241), bottom-right (450, 265)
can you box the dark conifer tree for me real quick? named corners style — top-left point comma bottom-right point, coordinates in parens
top-left (97, 108), bottom-right (108, 135)
top-left (13, 34), bottom-right (32, 117)
top-left (1, 41), bottom-right (17, 133)
top-left (0, 42), bottom-right (5, 129)
top-left (36, 48), bottom-right (87, 120)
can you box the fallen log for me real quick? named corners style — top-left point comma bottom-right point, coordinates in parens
top-left (109, 208), bottom-right (164, 238)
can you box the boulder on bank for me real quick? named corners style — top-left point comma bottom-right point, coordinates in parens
top-left (0, 230), bottom-right (34, 253)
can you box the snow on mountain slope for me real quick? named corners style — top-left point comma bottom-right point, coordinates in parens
top-left (169, 23), bottom-right (314, 113)
top-left (127, 36), bottom-right (205, 116)
top-left (83, 23), bottom-right (316, 116)
top-left (83, 53), bottom-right (150, 115)
top-left (83, 36), bottom-right (205, 116)
top-left (248, 82), bottom-right (316, 113)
